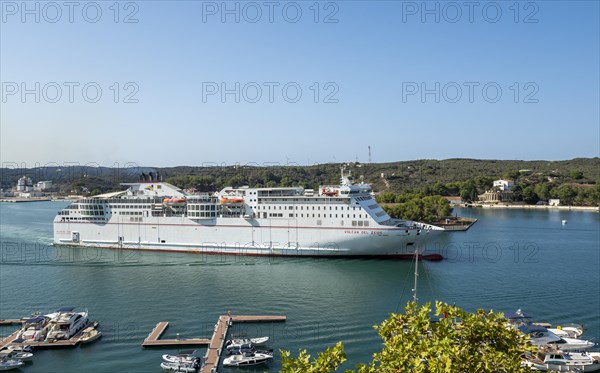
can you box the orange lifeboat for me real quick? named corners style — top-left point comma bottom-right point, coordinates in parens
top-left (321, 188), bottom-right (338, 196)
top-left (163, 197), bottom-right (186, 204)
top-left (220, 197), bottom-right (244, 204)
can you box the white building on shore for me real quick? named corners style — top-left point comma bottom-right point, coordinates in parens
top-left (16, 176), bottom-right (33, 192)
top-left (493, 179), bottom-right (514, 191)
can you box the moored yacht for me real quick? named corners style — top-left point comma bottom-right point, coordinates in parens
top-left (45, 307), bottom-right (89, 341)
top-left (518, 325), bottom-right (595, 351)
top-left (17, 315), bottom-right (51, 341)
top-left (524, 350), bottom-right (600, 372)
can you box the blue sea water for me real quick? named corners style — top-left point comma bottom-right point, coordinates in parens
top-left (0, 202), bottom-right (598, 372)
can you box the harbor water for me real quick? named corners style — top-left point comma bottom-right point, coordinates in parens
top-left (0, 202), bottom-right (599, 372)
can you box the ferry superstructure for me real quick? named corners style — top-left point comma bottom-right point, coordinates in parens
top-left (53, 171), bottom-right (444, 258)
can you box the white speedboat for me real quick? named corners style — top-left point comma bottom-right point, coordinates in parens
top-left (79, 326), bottom-right (102, 344)
top-left (518, 325), bottom-right (595, 350)
top-left (225, 337), bottom-right (269, 349)
top-left (2, 350), bottom-right (32, 362)
top-left (250, 337), bottom-right (269, 345)
top-left (162, 350), bottom-right (199, 365)
top-left (45, 307), bottom-right (89, 341)
top-left (227, 347), bottom-right (274, 356)
top-left (506, 310), bottom-right (585, 339)
top-left (223, 352), bottom-right (273, 367)
top-left (548, 324), bottom-right (585, 339)
top-left (160, 361), bottom-right (198, 372)
top-left (524, 351), bottom-right (600, 371)
top-left (7, 342), bottom-right (33, 353)
top-left (0, 356), bottom-right (23, 371)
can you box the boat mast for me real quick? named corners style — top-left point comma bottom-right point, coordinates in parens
top-left (412, 246), bottom-right (419, 303)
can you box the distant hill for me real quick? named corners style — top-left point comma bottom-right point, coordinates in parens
top-left (1, 158), bottom-right (598, 196)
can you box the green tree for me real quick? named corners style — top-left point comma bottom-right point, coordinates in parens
top-left (570, 170), bottom-right (584, 180)
top-left (554, 184), bottom-right (577, 205)
top-left (280, 342), bottom-right (347, 373)
top-left (533, 183), bottom-right (552, 201)
top-left (589, 182), bottom-right (600, 205)
top-left (377, 192), bottom-right (396, 204)
top-left (281, 302), bottom-right (536, 373)
top-left (502, 170), bottom-right (520, 181)
top-left (522, 186), bottom-right (538, 205)
top-left (432, 182), bottom-right (448, 196)
top-left (459, 180), bottom-right (478, 202)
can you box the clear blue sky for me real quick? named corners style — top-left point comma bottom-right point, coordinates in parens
top-left (1, 0), bottom-right (599, 167)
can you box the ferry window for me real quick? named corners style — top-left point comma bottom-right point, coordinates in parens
top-left (353, 214), bottom-right (355, 218)
top-left (352, 221), bottom-right (357, 226)
top-left (335, 214), bottom-right (337, 218)
top-left (289, 214), bottom-right (294, 218)
top-left (317, 220), bottom-right (322, 226)
top-left (358, 221), bottom-right (364, 227)
top-left (318, 214), bottom-right (320, 217)
top-left (364, 221), bottom-right (369, 227)
top-left (329, 214), bottom-right (332, 218)
top-left (341, 221), bottom-right (344, 226)
top-left (312, 214), bottom-right (314, 217)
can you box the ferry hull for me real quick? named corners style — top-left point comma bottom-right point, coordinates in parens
top-left (53, 219), bottom-right (444, 259)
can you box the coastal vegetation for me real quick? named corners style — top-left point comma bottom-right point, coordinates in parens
top-left (376, 193), bottom-right (453, 223)
top-left (2, 158), bottom-right (598, 208)
top-left (280, 301), bottom-right (536, 373)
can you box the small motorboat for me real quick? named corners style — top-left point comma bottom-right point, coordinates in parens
top-left (79, 326), bottom-right (102, 344)
top-left (160, 360), bottom-right (199, 372)
top-left (225, 336), bottom-right (269, 349)
top-left (0, 357), bottom-right (23, 371)
top-left (523, 350), bottom-right (600, 372)
top-left (250, 336), bottom-right (269, 345)
top-left (162, 350), bottom-right (200, 365)
top-left (549, 324), bottom-right (585, 339)
top-left (226, 347), bottom-right (274, 356)
top-left (4, 350), bottom-right (33, 362)
top-left (7, 343), bottom-right (33, 353)
top-left (223, 352), bottom-right (273, 367)
top-left (519, 325), bottom-right (595, 351)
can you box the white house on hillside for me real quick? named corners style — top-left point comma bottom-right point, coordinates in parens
top-left (493, 179), bottom-right (514, 191)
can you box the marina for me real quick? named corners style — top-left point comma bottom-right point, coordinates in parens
top-left (142, 315), bottom-right (285, 372)
top-left (0, 201), bottom-right (598, 372)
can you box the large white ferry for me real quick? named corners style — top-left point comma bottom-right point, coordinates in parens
top-left (53, 170), bottom-right (444, 259)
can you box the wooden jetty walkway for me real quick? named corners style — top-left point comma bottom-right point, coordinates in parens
top-left (142, 322), bottom-right (210, 347)
top-left (142, 315), bottom-right (286, 373)
top-left (0, 319), bottom-right (22, 326)
top-left (0, 330), bottom-right (20, 350)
